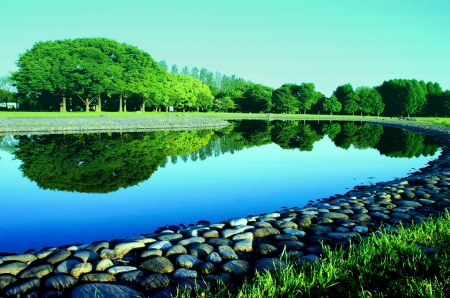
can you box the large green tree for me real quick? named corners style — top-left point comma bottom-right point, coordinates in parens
top-left (356, 86), bottom-right (384, 116)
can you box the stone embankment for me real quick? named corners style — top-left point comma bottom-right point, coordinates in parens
top-left (1, 119), bottom-right (450, 298)
top-left (0, 116), bottom-right (229, 135)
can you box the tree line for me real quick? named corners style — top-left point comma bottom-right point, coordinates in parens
top-left (1, 37), bottom-right (450, 116)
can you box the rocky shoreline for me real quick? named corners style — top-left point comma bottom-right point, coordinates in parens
top-left (0, 115), bottom-right (230, 136)
top-left (1, 119), bottom-right (450, 298)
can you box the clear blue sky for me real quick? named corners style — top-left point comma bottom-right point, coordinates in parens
top-left (1, 0), bottom-right (449, 96)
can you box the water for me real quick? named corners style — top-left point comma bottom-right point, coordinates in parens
top-left (0, 120), bottom-right (441, 253)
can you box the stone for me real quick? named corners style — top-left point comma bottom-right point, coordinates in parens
top-left (203, 273), bottom-right (232, 286)
top-left (0, 262), bottom-right (27, 275)
top-left (36, 247), bottom-right (58, 259)
top-left (369, 212), bottom-right (390, 220)
top-left (107, 266), bottom-right (137, 275)
top-left (85, 241), bottom-right (109, 253)
top-left (206, 252), bottom-right (222, 264)
top-left (2, 253), bottom-right (36, 263)
top-left (202, 230), bottom-right (219, 238)
top-left (114, 242), bottom-right (145, 257)
top-left (70, 262), bottom-right (92, 278)
top-left (55, 260), bottom-right (81, 274)
top-left (221, 229), bottom-right (242, 239)
top-left (307, 225), bottom-right (332, 236)
top-left (45, 275), bottom-right (78, 291)
top-left (326, 232), bottom-right (359, 240)
top-left (175, 254), bottom-right (202, 269)
top-left (418, 199), bottom-right (436, 205)
top-left (138, 273), bottom-right (170, 291)
top-left (229, 218), bottom-right (248, 227)
top-left (199, 262), bottom-right (215, 274)
top-left (352, 213), bottom-right (372, 222)
top-left (295, 254), bottom-right (322, 264)
top-left (274, 221), bottom-right (298, 229)
top-left (297, 217), bottom-right (312, 228)
top-left (95, 259), bottom-right (113, 272)
top-left (395, 200), bottom-right (422, 208)
top-left (253, 228), bottom-right (280, 238)
top-left (283, 228), bottom-right (306, 237)
top-left (305, 246), bottom-right (324, 255)
top-left (148, 241), bottom-right (172, 250)
top-left (335, 227), bottom-right (350, 232)
top-left (20, 264), bottom-right (53, 278)
top-left (173, 268), bottom-right (198, 279)
top-left (221, 260), bottom-right (250, 276)
top-left (252, 221), bottom-right (273, 228)
top-left (263, 212), bottom-right (281, 219)
top-left (139, 257), bottom-right (174, 274)
top-left (141, 249), bottom-right (163, 258)
top-left (189, 243), bottom-right (214, 258)
top-left (156, 233), bottom-right (183, 242)
top-left (217, 245), bottom-right (239, 260)
top-left (178, 237), bottom-right (205, 246)
top-left (273, 234), bottom-right (298, 241)
top-left (5, 278), bottom-right (40, 297)
top-left (353, 226), bottom-right (369, 233)
top-left (99, 249), bottom-right (120, 260)
top-left (390, 212), bottom-right (412, 220)
top-left (206, 238), bottom-right (232, 247)
top-left (253, 258), bottom-right (288, 274)
top-left (117, 270), bottom-right (144, 283)
top-left (73, 251), bottom-right (98, 263)
top-left (232, 232), bottom-right (254, 241)
top-left (321, 212), bottom-right (349, 219)
top-left (255, 243), bottom-right (278, 256)
top-left (69, 283), bottom-right (143, 298)
top-left (233, 240), bottom-right (253, 253)
top-left (313, 217), bottom-right (335, 224)
top-left (81, 273), bottom-right (116, 282)
top-left (0, 275), bottom-right (17, 290)
top-left (46, 251), bottom-right (72, 264)
top-left (304, 236), bottom-right (333, 245)
top-left (276, 241), bottom-right (306, 251)
top-left (416, 245), bottom-right (438, 255)
top-left (164, 245), bottom-right (187, 258)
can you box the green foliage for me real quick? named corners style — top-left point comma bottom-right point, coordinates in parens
top-left (356, 86), bottom-right (384, 116)
top-left (322, 95), bottom-right (342, 115)
top-left (237, 84), bottom-right (273, 112)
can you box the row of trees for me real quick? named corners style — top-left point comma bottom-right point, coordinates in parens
top-left (4, 120), bottom-right (439, 194)
top-left (2, 37), bottom-right (450, 116)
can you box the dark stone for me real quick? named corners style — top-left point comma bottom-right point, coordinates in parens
top-left (45, 275), bottom-right (78, 291)
top-left (139, 273), bottom-right (170, 291)
top-left (69, 283), bottom-right (143, 298)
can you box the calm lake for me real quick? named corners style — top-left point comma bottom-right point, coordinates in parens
top-left (0, 120), bottom-right (441, 253)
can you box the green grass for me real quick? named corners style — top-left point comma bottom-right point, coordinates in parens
top-left (176, 211), bottom-right (450, 298)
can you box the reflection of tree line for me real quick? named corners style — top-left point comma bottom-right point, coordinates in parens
top-left (9, 121), bottom-right (440, 194)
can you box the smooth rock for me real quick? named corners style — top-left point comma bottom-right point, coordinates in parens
top-left (114, 242), bottom-right (145, 257)
top-left (164, 245), bottom-right (187, 258)
top-left (2, 253), bottom-right (36, 263)
top-left (46, 251), bottom-right (72, 264)
top-left (73, 251), bottom-right (98, 263)
top-left (276, 241), bottom-right (306, 251)
top-left (252, 221), bottom-right (273, 228)
top-left (283, 228), bottom-right (306, 237)
top-left (221, 260), bottom-right (250, 276)
top-left (5, 278), bottom-right (40, 297)
top-left (352, 213), bottom-right (372, 222)
top-left (107, 266), bottom-right (137, 275)
top-left (199, 262), bottom-right (215, 274)
top-left (233, 240), bottom-right (253, 253)
top-left (297, 217), bottom-right (312, 228)
top-left (55, 260), bottom-right (81, 274)
top-left (232, 232), bottom-right (254, 241)
top-left (217, 245), bottom-right (239, 260)
top-left (95, 259), bottom-right (114, 272)
top-left (0, 262), bottom-right (27, 275)
top-left (70, 263), bottom-right (92, 278)
top-left (178, 237), bottom-right (205, 246)
top-left (221, 229), bottom-right (242, 239)
top-left (138, 273), bottom-right (170, 291)
top-left (206, 252), bottom-right (222, 264)
top-left (189, 243), bottom-right (214, 258)
top-left (148, 241), bottom-right (172, 250)
top-left (139, 257), bottom-right (174, 274)
top-left (369, 212), bottom-right (390, 220)
top-left (99, 249), bottom-right (120, 260)
top-left (156, 233), bottom-right (183, 242)
top-left (45, 275), bottom-right (78, 291)
top-left (20, 264), bottom-right (53, 278)
top-left (326, 232), bottom-right (359, 240)
top-left (69, 283), bottom-right (143, 298)
top-left (295, 254), bottom-right (322, 264)
top-left (229, 218), bottom-right (248, 227)
top-left (395, 200), bottom-right (422, 208)
top-left (0, 275), bottom-right (17, 290)
top-left (173, 268), bottom-right (198, 279)
top-left (36, 247), bottom-right (58, 259)
top-left (141, 249), bottom-right (163, 258)
top-left (117, 270), bottom-right (144, 283)
top-left (206, 238), bottom-right (232, 247)
top-left (175, 254), bottom-right (202, 269)
top-left (85, 241), bottom-right (109, 253)
top-left (253, 258), bottom-right (288, 274)
top-left (353, 226), bottom-right (369, 233)
top-left (253, 228), bottom-right (280, 238)
top-left (255, 243), bottom-right (279, 256)
top-left (81, 273), bottom-right (116, 282)
top-left (202, 230), bottom-right (219, 238)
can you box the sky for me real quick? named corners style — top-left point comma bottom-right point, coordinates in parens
top-left (1, 0), bottom-right (449, 96)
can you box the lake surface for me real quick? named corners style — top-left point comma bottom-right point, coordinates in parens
top-left (0, 120), bottom-right (441, 253)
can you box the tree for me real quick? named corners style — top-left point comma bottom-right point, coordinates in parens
top-left (289, 83), bottom-right (322, 114)
top-left (0, 75), bottom-right (14, 108)
top-left (323, 95), bottom-right (342, 115)
top-left (171, 64), bottom-right (178, 74)
top-left (343, 92), bottom-right (359, 115)
top-left (158, 60), bottom-right (168, 72)
top-left (181, 66), bottom-right (190, 75)
top-left (237, 84), bottom-right (273, 112)
top-left (356, 86), bottom-right (384, 116)
top-left (272, 85), bottom-right (298, 114)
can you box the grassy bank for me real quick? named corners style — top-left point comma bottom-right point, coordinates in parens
top-left (176, 211), bottom-right (450, 298)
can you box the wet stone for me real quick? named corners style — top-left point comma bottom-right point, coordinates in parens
top-left (99, 249), bottom-right (120, 260)
top-left (352, 214), bottom-right (372, 222)
top-left (369, 212), bottom-right (391, 220)
top-left (234, 240), bottom-right (253, 253)
top-left (70, 262), bottom-right (93, 278)
top-left (81, 273), bottom-right (116, 282)
top-left (189, 243), bottom-right (214, 258)
top-left (2, 253), bottom-right (36, 263)
top-left (273, 234), bottom-right (298, 241)
top-left (232, 232), bottom-right (254, 241)
top-left (221, 229), bottom-right (242, 239)
top-left (282, 228), bottom-right (306, 237)
top-left (254, 258), bottom-right (288, 274)
top-left (85, 241), bottom-right (109, 253)
top-left (206, 238), bottom-right (232, 247)
top-left (202, 230), bottom-right (219, 238)
top-left (391, 212), bottom-right (412, 220)
top-left (175, 254), bottom-right (202, 269)
top-left (114, 242), bottom-right (145, 257)
top-left (255, 243), bottom-right (279, 256)
top-left (148, 241), bottom-right (173, 250)
top-left (20, 264), bottom-right (54, 279)
top-left (139, 273), bottom-right (170, 291)
top-left (73, 251), bottom-right (98, 263)
top-left (253, 228), bottom-right (280, 238)
top-left (156, 233), bottom-right (183, 242)
top-left (107, 266), bottom-right (137, 275)
top-left (139, 257), bottom-right (174, 274)
top-left (353, 226), bottom-right (369, 233)
top-left (178, 237), bottom-right (205, 246)
top-left (206, 252), bottom-right (222, 264)
top-left (307, 225), bottom-right (332, 235)
top-left (36, 248), bottom-right (58, 259)
top-left (297, 217), bottom-right (312, 228)
top-left (141, 249), bottom-right (163, 258)
top-left (295, 254), bottom-right (322, 264)
top-left (69, 283), bottom-right (143, 298)
top-left (313, 217), bottom-right (335, 224)
top-left (117, 270), bottom-right (144, 284)
top-left (326, 232), bottom-right (359, 240)
top-left (252, 221), bottom-right (273, 228)
top-left (45, 275), bottom-right (78, 291)
top-left (305, 246), bottom-right (324, 255)
top-left (0, 275), bottom-right (17, 290)
top-left (396, 200), bottom-right (422, 208)
top-left (229, 218), bottom-right (248, 227)
top-left (276, 241), bottom-right (306, 251)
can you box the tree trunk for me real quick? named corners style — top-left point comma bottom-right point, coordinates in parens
top-left (97, 94), bottom-right (102, 112)
top-left (69, 97), bottom-right (72, 112)
top-left (60, 96), bottom-right (66, 112)
top-left (85, 101), bottom-right (89, 112)
top-left (141, 100), bottom-right (145, 112)
top-left (123, 98), bottom-right (127, 112)
top-left (119, 93), bottom-right (123, 112)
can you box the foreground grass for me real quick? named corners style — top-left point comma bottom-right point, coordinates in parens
top-left (177, 211), bottom-right (450, 298)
